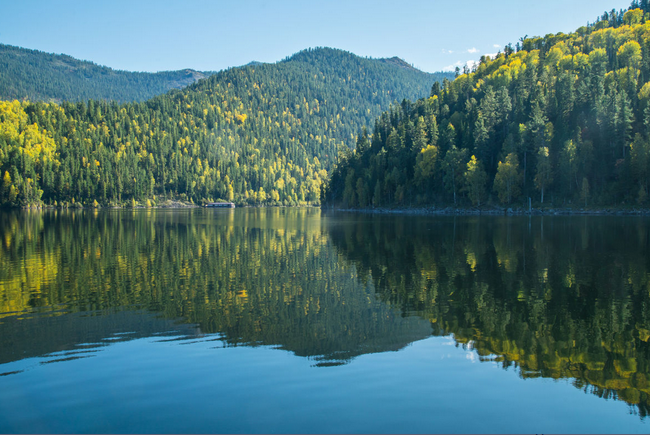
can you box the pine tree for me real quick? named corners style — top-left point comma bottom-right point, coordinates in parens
top-left (442, 146), bottom-right (468, 205)
top-left (534, 147), bottom-right (553, 204)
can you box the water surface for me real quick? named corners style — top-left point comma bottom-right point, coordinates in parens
top-left (0, 208), bottom-right (648, 433)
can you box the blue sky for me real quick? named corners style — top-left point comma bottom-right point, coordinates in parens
top-left (0, 0), bottom-right (632, 73)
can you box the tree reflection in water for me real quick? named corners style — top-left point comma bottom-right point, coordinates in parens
top-left (327, 212), bottom-right (650, 417)
top-left (0, 209), bottom-right (649, 416)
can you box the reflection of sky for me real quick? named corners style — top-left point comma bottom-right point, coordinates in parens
top-left (0, 330), bottom-right (219, 378)
top-left (0, 309), bottom-right (202, 367)
top-left (0, 335), bottom-right (646, 434)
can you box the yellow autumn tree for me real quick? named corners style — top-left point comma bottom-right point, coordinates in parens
top-left (463, 155), bottom-right (487, 206)
top-left (0, 101), bottom-right (58, 205)
top-left (493, 153), bottom-right (522, 205)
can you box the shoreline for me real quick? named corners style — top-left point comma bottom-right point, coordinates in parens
top-left (12, 201), bottom-right (322, 211)
top-left (9, 203), bottom-right (650, 216)
top-left (15, 199), bottom-right (200, 210)
top-left (328, 205), bottom-right (650, 217)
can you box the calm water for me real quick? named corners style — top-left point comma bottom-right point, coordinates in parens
top-left (0, 208), bottom-right (648, 433)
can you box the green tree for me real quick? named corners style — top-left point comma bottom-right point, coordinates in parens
top-left (355, 128), bottom-right (370, 154)
top-left (617, 40), bottom-right (642, 69)
top-left (1, 171), bottom-right (11, 203)
top-left (258, 187), bottom-right (267, 204)
top-left (560, 139), bottom-right (579, 194)
top-left (534, 147), bottom-right (553, 204)
top-left (441, 146), bottom-right (468, 205)
top-left (493, 153), bottom-right (522, 205)
top-left (414, 144), bottom-right (439, 193)
top-left (412, 117), bottom-right (428, 151)
top-left (630, 134), bottom-right (650, 201)
top-left (343, 168), bottom-right (357, 207)
top-left (580, 177), bottom-right (590, 207)
top-left (356, 177), bottom-right (369, 208)
top-left (372, 180), bottom-right (382, 207)
top-left (464, 155), bottom-right (487, 206)
top-left (442, 122), bottom-right (457, 152)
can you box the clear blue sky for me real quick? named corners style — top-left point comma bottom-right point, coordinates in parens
top-left (0, 0), bottom-right (632, 73)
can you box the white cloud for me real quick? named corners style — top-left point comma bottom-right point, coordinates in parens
top-left (442, 49), bottom-right (454, 54)
top-left (467, 47), bottom-right (479, 54)
top-left (442, 61), bottom-right (464, 72)
top-left (442, 60), bottom-right (479, 72)
top-left (465, 60), bottom-right (479, 70)
top-left (493, 44), bottom-right (501, 48)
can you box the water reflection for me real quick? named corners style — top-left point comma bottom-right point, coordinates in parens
top-left (1, 209), bottom-right (649, 416)
top-left (326, 213), bottom-right (650, 416)
top-left (0, 208), bottom-right (432, 368)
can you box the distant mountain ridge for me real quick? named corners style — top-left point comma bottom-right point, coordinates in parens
top-left (0, 44), bottom-right (450, 106)
top-left (0, 44), bottom-right (215, 103)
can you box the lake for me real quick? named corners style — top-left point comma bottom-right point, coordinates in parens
top-left (0, 208), bottom-right (648, 433)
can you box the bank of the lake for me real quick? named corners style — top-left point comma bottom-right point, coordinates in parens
top-left (13, 201), bottom-right (650, 216)
top-left (330, 205), bottom-right (650, 216)
top-left (12, 200), bottom-right (323, 211)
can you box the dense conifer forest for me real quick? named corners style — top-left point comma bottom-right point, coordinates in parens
top-left (323, 2), bottom-right (650, 210)
top-left (0, 44), bottom-right (213, 103)
top-left (0, 47), bottom-right (451, 207)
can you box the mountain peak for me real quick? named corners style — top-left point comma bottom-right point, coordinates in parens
top-left (280, 47), bottom-right (429, 75)
top-left (379, 56), bottom-right (416, 70)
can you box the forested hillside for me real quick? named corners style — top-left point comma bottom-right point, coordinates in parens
top-left (0, 47), bottom-right (452, 207)
top-left (0, 44), bottom-right (213, 103)
top-left (323, 3), bottom-right (650, 209)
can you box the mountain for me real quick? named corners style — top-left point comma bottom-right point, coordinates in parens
top-left (379, 56), bottom-right (418, 70)
top-left (0, 46), bottom-right (453, 207)
top-left (323, 3), bottom-right (650, 209)
top-left (0, 44), bottom-right (214, 103)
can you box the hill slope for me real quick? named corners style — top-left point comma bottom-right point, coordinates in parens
top-left (0, 44), bottom-right (213, 103)
top-left (323, 4), bottom-right (650, 209)
top-left (0, 47), bottom-right (453, 207)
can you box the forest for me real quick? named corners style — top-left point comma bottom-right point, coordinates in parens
top-left (323, 2), bottom-right (650, 209)
top-left (0, 48), bottom-right (450, 207)
top-left (0, 44), bottom-right (213, 103)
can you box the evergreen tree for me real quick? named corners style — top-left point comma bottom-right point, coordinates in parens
top-left (534, 147), bottom-right (553, 204)
top-left (442, 146), bottom-right (469, 205)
